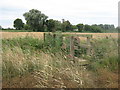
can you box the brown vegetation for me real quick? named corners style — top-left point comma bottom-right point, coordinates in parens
top-left (1, 32), bottom-right (118, 39)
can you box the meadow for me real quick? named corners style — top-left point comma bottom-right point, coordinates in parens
top-left (1, 32), bottom-right (119, 88)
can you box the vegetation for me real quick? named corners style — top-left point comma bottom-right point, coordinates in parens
top-left (62, 20), bottom-right (72, 32)
top-left (2, 33), bottom-right (118, 88)
top-left (2, 36), bottom-right (91, 88)
top-left (23, 9), bottom-right (48, 32)
top-left (46, 19), bottom-right (57, 32)
top-left (88, 38), bottom-right (118, 71)
top-left (0, 29), bottom-right (33, 32)
top-left (21, 9), bottom-right (117, 33)
top-left (76, 24), bottom-right (84, 32)
top-left (1, 9), bottom-right (117, 33)
top-left (13, 18), bottom-right (24, 30)
top-left (1, 8), bottom-right (118, 88)
top-left (87, 38), bottom-right (119, 87)
top-left (24, 24), bottom-right (31, 30)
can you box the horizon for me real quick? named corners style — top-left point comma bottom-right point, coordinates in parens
top-left (0, 0), bottom-right (119, 28)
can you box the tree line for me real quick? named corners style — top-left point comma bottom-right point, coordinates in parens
top-left (0, 9), bottom-right (118, 33)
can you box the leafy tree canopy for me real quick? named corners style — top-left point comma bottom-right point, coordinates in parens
top-left (23, 9), bottom-right (48, 32)
top-left (76, 24), bottom-right (84, 32)
top-left (13, 18), bottom-right (24, 30)
top-left (62, 20), bottom-right (72, 32)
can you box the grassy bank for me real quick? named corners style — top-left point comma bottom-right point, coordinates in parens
top-left (2, 35), bottom-right (118, 88)
top-left (2, 36), bottom-right (95, 88)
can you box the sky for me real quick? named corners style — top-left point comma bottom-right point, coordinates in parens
top-left (0, 0), bottom-right (119, 28)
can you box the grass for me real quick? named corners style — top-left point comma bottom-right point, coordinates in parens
top-left (2, 34), bottom-right (119, 88)
top-left (1, 29), bottom-right (118, 33)
top-left (0, 30), bottom-right (33, 32)
top-left (2, 36), bottom-right (95, 88)
top-left (85, 37), bottom-right (119, 88)
top-left (88, 37), bottom-right (118, 71)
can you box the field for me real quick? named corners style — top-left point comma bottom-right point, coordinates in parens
top-left (1, 32), bottom-right (44, 39)
top-left (1, 32), bottom-right (118, 39)
top-left (1, 32), bottom-right (119, 88)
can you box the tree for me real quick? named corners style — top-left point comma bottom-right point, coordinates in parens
top-left (46, 19), bottom-right (62, 32)
top-left (24, 24), bottom-right (31, 30)
top-left (46, 19), bottom-right (56, 32)
top-left (13, 18), bottom-right (24, 30)
top-left (62, 20), bottom-right (72, 32)
top-left (84, 24), bottom-right (102, 33)
top-left (91, 26), bottom-right (102, 32)
top-left (23, 9), bottom-right (48, 32)
top-left (54, 20), bottom-right (62, 31)
top-left (65, 21), bottom-right (72, 31)
top-left (72, 25), bottom-right (78, 31)
top-left (76, 24), bottom-right (84, 32)
top-left (84, 24), bottom-right (91, 32)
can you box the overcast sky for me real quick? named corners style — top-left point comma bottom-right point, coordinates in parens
top-left (0, 0), bottom-right (119, 28)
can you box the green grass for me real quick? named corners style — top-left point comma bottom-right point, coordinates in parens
top-left (1, 29), bottom-right (118, 33)
top-left (87, 37), bottom-right (118, 72)
top-left (0, 30), bottom-right (33, 32)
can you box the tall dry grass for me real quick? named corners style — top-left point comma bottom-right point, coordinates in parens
top-left (2, 36), bottom-right (96, 88)
top-left (2, 35), bottom-right (118, 88)
top-left (2, 46), bottom-right (96, 88)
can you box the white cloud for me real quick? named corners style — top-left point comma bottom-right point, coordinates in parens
top-left (0, 0), bottom-right (119, 28)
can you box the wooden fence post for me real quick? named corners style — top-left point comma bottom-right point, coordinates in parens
top-left (87, 37), bottom-right (91, 55)
top-left (60, 35), bottom-right (63, 46)
top-left (70, 36), bottom-right (74, 60)
top-left (44, 33), bottom-right (46, 42)
top-left (53, 33), bottom-right (56, 47)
